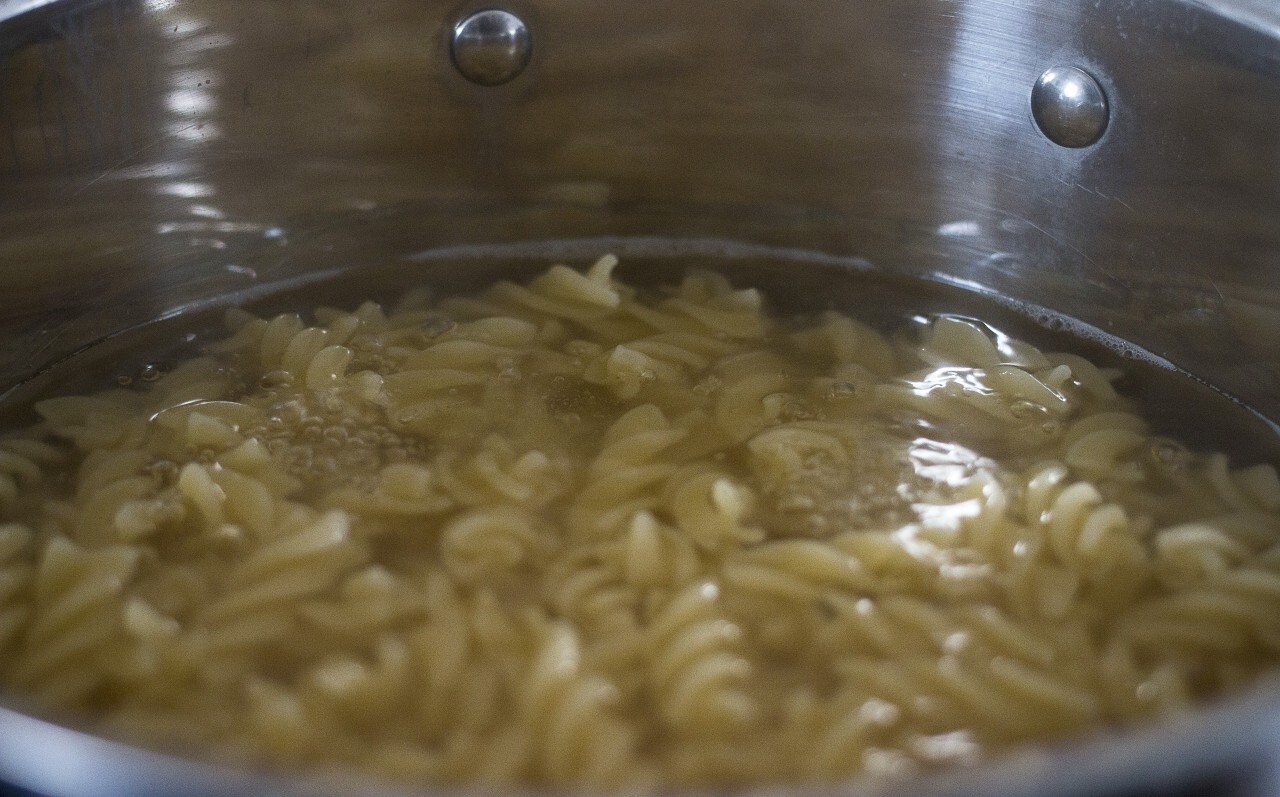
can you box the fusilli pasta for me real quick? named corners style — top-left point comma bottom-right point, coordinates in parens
top-left (0, 256), bottom-right (1276, 792)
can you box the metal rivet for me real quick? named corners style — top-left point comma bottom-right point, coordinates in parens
top-left (450, 9), bottom-right (531, 87)
top-left (1031, 66), bottom-right (1109, 148)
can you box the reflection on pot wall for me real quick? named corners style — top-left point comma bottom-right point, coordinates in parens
top-left (0, 0), bottom-right (1275, 418)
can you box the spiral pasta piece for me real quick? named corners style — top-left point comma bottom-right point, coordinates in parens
top-left (7, 537), bottom-right (140, 706)
top-left (195, 510), bottom-right (365, 661)
top-left (0, 523), bottom-right (34, 656)
top-left (646, 582), bottom-right (758, 734)
top-left (569, 405), bottom-right (687, 540)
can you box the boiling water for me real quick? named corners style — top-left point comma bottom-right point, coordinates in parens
top-left (0, 255), bottom-right (1277, 791)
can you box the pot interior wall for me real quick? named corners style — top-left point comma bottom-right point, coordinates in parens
top-left (0, 0), bottom-right (1276, 416)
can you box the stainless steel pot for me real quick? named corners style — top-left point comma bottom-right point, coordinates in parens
top-left (0, 0), bottom-right (1278, 794)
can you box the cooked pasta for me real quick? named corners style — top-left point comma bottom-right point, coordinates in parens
top-left (0, 255), bottom-right (1279, 790)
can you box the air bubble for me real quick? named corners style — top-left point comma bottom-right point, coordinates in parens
top-left (1009, 400), bottom-right (1047, 420)
top-left (146, 460), bottom-right (179, 482)
top-left (826, 382), bottom-right (859, 401)
top-left (422, 317), bottom-right (456, 338)
top-left (269, 400), bottom-right (305, 425)
top-left (778, 397), bottom-right (816, 421)
top-left (259, 370), bottom-right (292, 390)
top-left (140, 364), bottom-right (163, 382)
top-left (693, 375), bottom-right (723, 397)
top-left (1149, 438), bottom-right (1190, 472)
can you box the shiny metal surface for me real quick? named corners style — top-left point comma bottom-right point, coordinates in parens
top-left (0, 0), bottom-right (1272, 419)
top-left (0, 0), bottom-right (1276, 795)
top-left (1031, 66), bottom-right (1109, 148)
top-left (451, 8), bottom-right (532, 86)
top-left (0, 0), bottom-right (69, 24)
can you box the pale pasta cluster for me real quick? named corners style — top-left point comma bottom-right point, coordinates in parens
top-left (1, 256), bottom-right (1279, 790)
